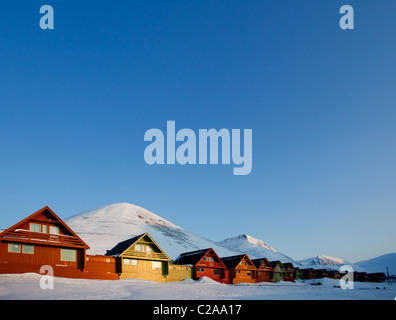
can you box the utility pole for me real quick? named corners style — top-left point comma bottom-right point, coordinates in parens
top-left (386, 266), bottom-right (392, 285)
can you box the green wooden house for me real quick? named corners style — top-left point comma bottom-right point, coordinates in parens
top-left (269, 260), bottom-right (286, 282)
top-left (295, 267), bottom-right (304, 280)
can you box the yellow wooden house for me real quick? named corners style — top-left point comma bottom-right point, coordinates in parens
top-left (105, 232), bottom-right (191, 283)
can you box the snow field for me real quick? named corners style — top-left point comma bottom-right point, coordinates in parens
top-left (1, 273), bottom-right (395, 300)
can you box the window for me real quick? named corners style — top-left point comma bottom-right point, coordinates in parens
top-left (135, 244), bottom-right (142, 251)
top-left (30, 223), bottom-right (41, 233)
top-left (247, 271), bottom-right (251, 276)
top-left (198, 267), bottom-right (205, 272)
top-left (22, 244), bottom-right (34, 254)
top-left (213, 269), bottom-right (219, 275)
top-left (237, 270), bottom-right (241, 274)
top-left (146, 246), bottom-right (151, 253)
top-left (124, 258), bottom-right (137, 265)
top-left (152, 261), bottom-right (161, 271)
top-left (49, 226), bottom-right (59, 234)
top-left (42, 225), bottom-right (48, 233)
top-left (60, 248), bottom-right (76, 262)
top-left (8, 243), bottom-right (21, 253)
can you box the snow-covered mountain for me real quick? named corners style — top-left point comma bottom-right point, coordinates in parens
top-left (217, 234), bottom-right (301, 265)
top-left (355, 253), bottom-right (396, 275)
top-left (298, 255), bottom-right (365, 272)
top-left (64, 202), bottom-right (240, 260)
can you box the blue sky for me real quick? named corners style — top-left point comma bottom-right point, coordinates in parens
top-left (0, 1), bottom-right (395, 262)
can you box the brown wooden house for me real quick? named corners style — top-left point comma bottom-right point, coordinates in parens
top-left (0, 206), bottom-right (91, 279)
top-left (173, 248), bottom-right (228, 283)
top-left (326, 270), bottom-right (341, 280)
top-left (301, 268), bottom-right (317, 280)
top-left (367, 272), bottom-right (385, 283)
top-left (251, 258), bottom-right (273, 283)
top-left (315, 269), bottom-right (329, 279)
top-left (221, 254), bottom-right (257, 284)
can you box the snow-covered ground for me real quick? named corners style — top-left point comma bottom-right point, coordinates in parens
top-left (1, 273), bottom-right (395, 300)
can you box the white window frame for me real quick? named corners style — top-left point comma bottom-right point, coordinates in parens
top-left (8, 243), bottom-right (21, 253)
top-left (49, 226), bottom-right (59, 234)
top-left (30, 223), bottom-right (41, 233)
top-left (60, 248), bottom-right (76, 262)
top-left (152, 261), bottom-right (162, 271)
top-left (22, 244), bottom-right (34, 254)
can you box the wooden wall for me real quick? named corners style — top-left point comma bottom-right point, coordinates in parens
top-left (119, 258), bottom-right (167, 283)
top-left (83, 255), bottom-right (119, 280)
top-left (167, 264), bottom-right (192, 282)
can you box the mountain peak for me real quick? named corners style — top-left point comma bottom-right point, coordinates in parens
top-left (217, 234), bottom-right (299, 265)
top-left (236, 234), bottom-right (277, 252)
top-left (298, 254), bottom-right (365, 271)
top-left (64, 202), bottom-right (239, 259)
top-left (66, 202), bottom-right (178, 228)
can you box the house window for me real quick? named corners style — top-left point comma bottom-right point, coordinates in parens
top-left (135, 244), bottom-right (142, 251)
top-left (30, 223), bottom-right (41, 233)
top-left (152, 261), bottom-right (162, 271)
top-left (8, 243), bottom-right (21, 253)
top-left (237, 270), bottom-right (241, 274)
top-left (247, 271), bottom-right (251, 276)
top-left (42, 225), bottom-right (48, 233)
top-left (22, 244), bottom-right (34, 254)
top-left (60, 248), bottom-right (76, 262)
top-left (146, 246), bottom-right (151, 253)
top-left (124, 259), bottom-right (130, 265)
top-left (198, 267), bottom-right (205, 272)
top-left (258, 271), bottom-right (262, 275)
top-left (49, 226), bottom-right (59, 234)
top-left (213, 269), bottom-right (219, 275)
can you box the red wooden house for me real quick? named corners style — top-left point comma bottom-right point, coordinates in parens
top-left (0, 206), bottom-right (118, 280)
top-left (283, 263), bottom-right (296, 282)
top-left (221, 254), bottom-right (257, 284)
top-left (173, 248), bottom-right (229, 283)
top-left (251, 258), bottom-right (273, 283)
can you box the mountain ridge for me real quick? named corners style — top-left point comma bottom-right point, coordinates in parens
top-left (64, 202), bottom-right (241, 260)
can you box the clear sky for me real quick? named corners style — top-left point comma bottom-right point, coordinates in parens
top-left (0, 1), bottom-right (395, 263)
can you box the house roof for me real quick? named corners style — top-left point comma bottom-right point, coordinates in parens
top-left (173, 248), bottom-right (215, 266)
top-left (221, 254), bottom-right (256, 269)
top-left (251, 258), bottom-right (273, 270)
top-left (105, 233), bottom-right (145, 256)
top-left (283, 263), bottom-right (295, 270)
top-left (0, 206), bottom-right (89, 249)
top-left (269, 260), bottom-right (285, 269)
top-left (105, 232), bottom-right (171, 261)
